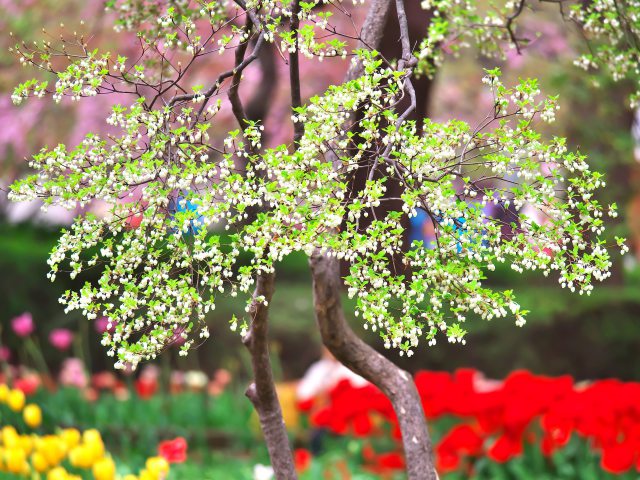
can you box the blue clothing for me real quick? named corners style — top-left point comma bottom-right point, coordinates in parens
top-left (169, 194), bottom-right (205, 235)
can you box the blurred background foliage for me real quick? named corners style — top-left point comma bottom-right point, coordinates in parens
top-left (2, 0), bottom-right (640, 478)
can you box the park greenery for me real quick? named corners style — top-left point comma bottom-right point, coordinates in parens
top-left (3, 0), bottom-right (640, 478)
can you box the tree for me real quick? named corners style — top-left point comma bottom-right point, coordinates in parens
top-left (7, 0), bottom-right (636, 477)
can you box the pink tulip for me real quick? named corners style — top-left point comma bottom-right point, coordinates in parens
top-left (11, 313), bottom-right (34, 337)
top-left (49, 328), bottom-right (74, 351)
top-left (59, 358), bottom-right (88, 389)
top-left (0, 346), bottom-right (10, 362)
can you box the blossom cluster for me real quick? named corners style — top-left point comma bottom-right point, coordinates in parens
top-left (8, 1), bottom-right (623, 367)
top-left (570, 0), bottom-right (640, 107)
top-left (106, 0), bottom-right (348, 62)
top-left (418, 0), bottom-right (640, 107)
top-left (306, 369), bottom-right (640, 475)
top-left (106, 0), bottom-right (226, 40)
top-left (416, 0), bottom-right (520, 75)
top-left (264, 64), bottom-right (618, 354)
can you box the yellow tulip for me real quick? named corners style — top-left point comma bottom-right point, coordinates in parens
top-left (31, 451), bottom-right (49, 473)
top-left (32, 435), bottom-right (44, 449)
top-left (40, 435), bottom-right (66, 466)
top-left (2, 426), bottom-right (19, 448)
top-left (86, 439), bottom-right (105, 463)
top-left (23, 404), bottom-right (42, 428)
top-left (123, 475), bottom-right (138, 480)
top-left (60, 428), bottom-right (81, 449)
top-left (5, 447), bottom-right (27, 474)
top-left (18, 435), bottom-right (33, 455)
top-left (7, 389), bottom-right (25, 412)
top-left (0, 384), bottom-right (9, 402)
top-left (47, 466), bottom-right (69, 480)
top-left (138, 469), bottom-right (153, 480)
top-left (82, 429), bottom-right (102, 444)
top-left (69, 445), bottom-right (92, 469)
top-left (67, 429), bottom-right (105, 468)
top-left (145, 456), bottom-right (169, 478)
top-left (92, 456), bottom-right (116, 480)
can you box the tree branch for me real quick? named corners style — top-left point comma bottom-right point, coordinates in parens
top-left (226, 6), bottom-right (297, 478)
top-left (369, 0), bottom-right (417, 182)
top-left (242, 272), bottom-right (298, 479)
top-left (228, 16), bottom-right (255, 128)
top-left (289, 0), bottom-right (304, 145)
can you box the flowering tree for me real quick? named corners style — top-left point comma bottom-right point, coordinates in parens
top-left (6, 0), bottom-right (636, 477)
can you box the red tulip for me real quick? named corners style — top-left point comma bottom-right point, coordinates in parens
top-left (134, 378), bottom-right (158, 399)
top-left (296, 398), bottom-right (314, 412)
top-left (158, 437), bottom-right (187, 463)
top-left (438, 425), bottom-right (484, 456)
top-left (294, 448), bottom-right (312, 473)
top-left (488, 433), bottom-right (523, 463)
top-left (436, 449), bottom-right (461, 473)
top-left (13, 376), bottom-right (40, 396)
top-left (300, 368), bottom-right (640, 475)
top-left (601, 442), bottom-right (635, 474)
top-left (369, 452), bottom-right (405, 472)
top-left (353, 413), bottom-right (373, 436)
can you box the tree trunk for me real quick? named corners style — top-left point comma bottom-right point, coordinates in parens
top-left (243, 272), bottom-right (298, 479)
top-left (228, 17), bottom-right (298, 478)
top-left (307, 0), bottom-right (437, 477)
top-left (309, 253), bottom-right (437, 480)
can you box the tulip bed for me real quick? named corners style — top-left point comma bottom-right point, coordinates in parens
top-left (0, 384), bottom-right (176, 480)
top-left (305, 369), bottom-right (640, 478)
top-left (3, 370), bottom-right (640, 478)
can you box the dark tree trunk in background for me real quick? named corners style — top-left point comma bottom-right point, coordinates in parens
top-left (346, 1), bottom-right (435, 266)
top-left (379, 1), bottom-right (434, 126)
top-left (245, 42), bottom-right (279, 127)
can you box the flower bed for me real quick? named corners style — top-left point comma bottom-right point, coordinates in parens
top-left (306, 369), bottom-right (640, 476)
top-left (3, 360), bottom-right (640, 478)
top-left (0, 384), bottom-right (187, 479)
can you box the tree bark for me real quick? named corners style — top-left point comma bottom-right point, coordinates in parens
top-left (309, 253), bottom-right (436, 480)
top-left (243, 272), bottom-right (298, 479)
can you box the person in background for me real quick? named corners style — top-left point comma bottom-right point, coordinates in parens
top-left (408, 208), bottom-right (437, 249)
top-left (296, 347), bottom-right (368, 454)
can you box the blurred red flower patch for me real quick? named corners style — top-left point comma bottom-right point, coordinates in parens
top-left (294, 448), bottom-right (312, 473)
top-left (134, 378), bottom-right (158, 399)
top-left (303, 368), bottom-right (640, 476)
top-left (13, 375), bottom-right (40, 396)
top-left (158, 437), bottom-right (187, 463)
